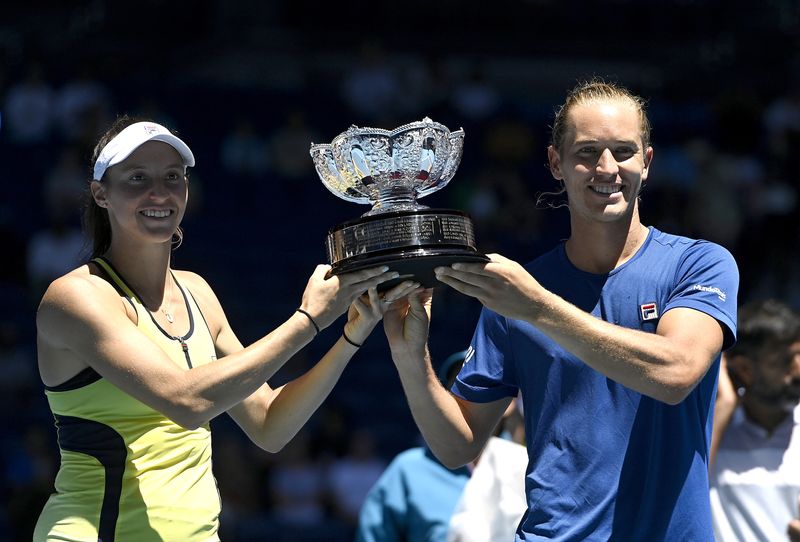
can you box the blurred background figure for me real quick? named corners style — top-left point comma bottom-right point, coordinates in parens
top-left (2, 63), bottom-right (54, 147)
top-left (326, 428), bottom-right (387, 528)
top-left (356, 351), bottom-right (526, 542)
top-left (446, 402), bottom-right (526, 542)
top-left (710, 299), bottom-right (800, 542)
top-left (25, 146), bottom-right (86, 300)
top-left (355, 352), bottom-right (472, 542)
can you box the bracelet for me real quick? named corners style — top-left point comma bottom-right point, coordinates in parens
top-left (296, 308), bottom-right (320, 335)
top-left (342, 329), bottom-right (363, 348)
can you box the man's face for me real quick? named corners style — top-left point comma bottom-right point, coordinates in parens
top-left (547, 99), bottom-right (653, 225)
top-left (749, 340), bottom-right (800, 413)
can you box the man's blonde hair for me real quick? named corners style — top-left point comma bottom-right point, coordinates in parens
top-left (550, 79), bottom-right (651, 152)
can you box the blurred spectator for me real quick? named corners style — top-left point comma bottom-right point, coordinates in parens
top-left (266, 428), bottom-right (328, 528)
top-left (710, 299), bottom-right (800, 542)
top-left (642, 139), bottom-right (702, 235)
top-left (356, 352), bottom-right (470, 542)
top-left (327, 428), bottom-right (387, 528)
top-left (0, 321), bottom-right (37, 409)
top-left (310, 402), bottom-right (350, 461)
top-left (42, 146), bottom-right (86, 215)
top-left (267, 109), bottom-right (320, 181)
top-left (340, 41), bottom-right (401, 124)
top-left (356, 447), bottom-right (469, 542)
top-left (4, 424), bottom-right (57, 542)
top-left (399, 54), bottom-right (450, 118)
top-left (356, 351), bottom-right (527, 542)
top-left (686, 146), bottom-right (757, 249)
top-left (763, 81), bottom-right (800, 179)
top-left (446, 433), bottom-right (527, 542)
top-left (26, 147), bottom-right (86, 299)
top-left (2, 64), bottom-right (55, 145)
top-left (25, 221), bottom-right (84, 300)
top-left (450, 64), bottom-right (500, 123)
top-left (686, 91), bottom-right (766, 249)
top-left (53, 68), bottom-right (111, 146)
top-left (213, 433), bottom-right (264, 542)
top-left (221, 117), bottom-right (270, 178)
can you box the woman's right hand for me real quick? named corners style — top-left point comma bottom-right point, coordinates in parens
top-left (298, 265), bottom-right (399, 330)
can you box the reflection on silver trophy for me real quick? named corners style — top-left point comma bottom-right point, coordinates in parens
top-left (310, 117), bottom-right (487, 288)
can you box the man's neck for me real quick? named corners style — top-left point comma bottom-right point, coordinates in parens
top-left (565, 219), bottom-right (649, 275)
top-left (742, 400), bottom-right (791, 435)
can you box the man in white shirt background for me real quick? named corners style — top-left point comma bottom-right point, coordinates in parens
top-left (710, 299), bottom-right (800, 542)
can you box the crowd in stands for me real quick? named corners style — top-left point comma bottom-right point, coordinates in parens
top-left (1, 2), bottom-right (799, 540)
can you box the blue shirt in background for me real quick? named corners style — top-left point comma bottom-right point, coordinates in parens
top-left (356, 447), bottom-right (470, 542)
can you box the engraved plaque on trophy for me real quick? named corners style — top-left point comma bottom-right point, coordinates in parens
top-left (310, 117), bottom-right (488, 289)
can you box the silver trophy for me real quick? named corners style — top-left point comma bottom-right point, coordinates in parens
top-left (310, 117), bottom-right (487, 288)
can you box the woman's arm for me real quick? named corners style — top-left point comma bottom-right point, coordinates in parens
top-left (221, 282), bottom-right (420, 452)
top-left (37, 265), bottom-right (397, 430)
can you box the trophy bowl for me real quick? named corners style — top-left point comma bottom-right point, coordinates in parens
top-left (310, 117), bottom-right (488, 290)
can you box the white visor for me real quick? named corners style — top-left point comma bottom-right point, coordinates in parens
top-left (92, 121), bottom-right (195, 181)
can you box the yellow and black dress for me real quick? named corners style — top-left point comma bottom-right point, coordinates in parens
top-left (35, 258), bottom-right (221, 541)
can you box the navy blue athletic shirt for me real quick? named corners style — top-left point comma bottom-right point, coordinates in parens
top-left (454, 227), bottom-right (738, 541)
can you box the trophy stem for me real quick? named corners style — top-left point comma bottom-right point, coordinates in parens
top-left (364, 185), bottom-right (423, 216)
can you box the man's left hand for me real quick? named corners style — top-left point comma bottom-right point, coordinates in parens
top-left (434, 253), bottom-right (545, 321)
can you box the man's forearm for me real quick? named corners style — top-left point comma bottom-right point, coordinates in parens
top-left (392, 350), bottom-right (487, 469)
top-left (525, 290), bottom-right (718, 404)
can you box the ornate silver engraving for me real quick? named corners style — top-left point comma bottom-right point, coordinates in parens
top-left (310, 117), bottom-right (465, 216)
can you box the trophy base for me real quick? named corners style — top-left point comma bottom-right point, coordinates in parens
top-left (330, 248), bottom-right (489, 291)
top-left (325, 209), bottom-right (488, 291)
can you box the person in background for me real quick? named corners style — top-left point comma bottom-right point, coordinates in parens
top-left (356, 350), bottom-right (526, 542)
top-left (383, 79), bottom-right (739, 540)
top-left (355, 351), bottom-right (472, 542)
top-left (33, 116), bottom-right (421, 541)
top-left (710, 299), bottom-right (800, 542)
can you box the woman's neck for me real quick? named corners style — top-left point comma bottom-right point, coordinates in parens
top-left (102, 241), bottom-right (173, 306)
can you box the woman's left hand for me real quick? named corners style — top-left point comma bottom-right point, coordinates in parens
top-left (343, 280), bottom-right (420, 346)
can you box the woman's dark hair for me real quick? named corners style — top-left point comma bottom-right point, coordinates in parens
top-left (82, 114), bottom-right (184, 259)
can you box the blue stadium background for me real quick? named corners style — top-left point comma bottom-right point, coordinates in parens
top-left (1, 1), bottom-right (798, 540)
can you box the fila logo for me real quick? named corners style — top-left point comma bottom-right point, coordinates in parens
top-left (640, 303), bottom-right (659, 321)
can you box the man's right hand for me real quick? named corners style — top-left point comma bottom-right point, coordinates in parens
top-left (383, 287), bottom-right (432, 361)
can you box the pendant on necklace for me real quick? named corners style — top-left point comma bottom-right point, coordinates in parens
top-left (165, 312), bottom-right (174, 324)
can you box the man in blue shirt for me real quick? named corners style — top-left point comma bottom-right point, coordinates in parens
top-left (356, 352), bottom-right (471, 542)
top-left (383, 80), bottom-right (739, 541)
